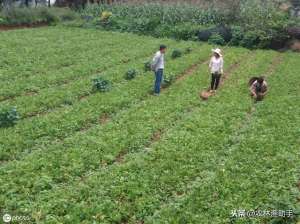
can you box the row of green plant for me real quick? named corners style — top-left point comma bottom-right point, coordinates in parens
top-left (92, 48), bottom-right (192, 92)
top-left (3, 50), bottom-right (285, 223)
top-left (0, 28), bottom-right (163, 101)
top-left (0, 7), bottom-right (78, 25)
top-left (146, 53), bottom-right (300, 224)
top-left (0, 47), bottom-right (248, 222)
top-left (77, 1), bottom-right (299, 49)
top-left (25, 52), bottom-right (284, 224)
top-left (0, 27), bottom-right (123, 81)
top-left (2, 27), bottom-right (299, 223)
top-left (0, 38), bottom-right (212, 161)
top-left (0, 32), bottom-right (196, 122)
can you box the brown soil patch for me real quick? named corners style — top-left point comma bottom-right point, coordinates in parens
top-left (0, 95), bottom-right (15, 102)
top-left (0, 22), bottom-right (48, 31)
top-left (175, 59), bottom-right (209, 83)
top-left (99, 113), bottom-right (110, 125)
top-left (114, 150), bottom-right (127, 164)
top-left (24, 90), bottom-right (39, 96)
top-left (150, 129), bottom-right (162, 143)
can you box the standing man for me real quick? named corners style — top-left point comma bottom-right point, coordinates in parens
top-left (209, 48), bottom-right (224, 93)
top-left (152, 45), bottom-right (167, 95)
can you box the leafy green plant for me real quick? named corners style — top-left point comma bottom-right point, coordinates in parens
top-left (0, 7), bottom-right (78, 26)
top-left (39, 8), bottom-right (60, 24)
top-left (100, 11), bottom-right (112, 21)
top-left (76, 2), bottom-right (293, 50)
top-left (124, 69), bottom-right (138, 80)
top-left (153, 24), bottom-right (174, 38)
top-left (162, 74), bottom-right (176, 88)
top-left (170, 23), bottom-right (202, 40)
top-left (240, 31), bottom-right (260, 49)
top-left (230, 25), bottom-right (244, 46)
top-left (208, 34), bottom-right (225, 45)
top-left (92, 77), bottom-right (112, 92)
top-left (184, 47), bottom-right (192, 54)
top-left (171, 49), bottom-right (183, 59)
top-left (0, 107), bottom-right (19, 128)
top-left (0, 17), bottom-right (7, 25)
top-left (144, 61), bottom-right (152, 72)
top-left (198, 25), bottom-right (231, 42)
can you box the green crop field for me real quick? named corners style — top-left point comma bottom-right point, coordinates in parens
top-left (0, 26), bottom-right (299, 224)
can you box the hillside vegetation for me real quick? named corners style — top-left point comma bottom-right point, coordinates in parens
top-left (76, 0), bottom-right (300, 50)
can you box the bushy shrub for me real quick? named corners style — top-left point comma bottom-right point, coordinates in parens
top-left (98, 15), bottom-right (119, 29)
top-left (215, 25), bottom-right (232, 42)
top-left (131, 17), bottom-right (161, 35)
top-left (2, 7), bottom-right (38, 25)
top-left (198, 25), bottom-right (231, 42)
top-left (184, 47), bottom-right (192, 54)
top-left (77, 1), bottom-right (293, 50)
top-left (0, 107), bottom-right (19, 128)
top-left (100, 11), bottom-right (112, 21)
top-left (230, 25), bottom-right (244, 46)
top-left (81, 3), bottom-right (224, 26)
top-left (0, 7), bottom-right (78, 25)
top-left (198, 28), bottom-right (213, 41)
top-left (162, 74), bottom-right (176, 88)
top-left (240, 31), bottom-right (260, 49)
top-left (144, 61), bottom-right (152, 72)
top-left (171, 49), bottom-right (183, 59)
top-left (236, 0), bottom-right (290, 48)
top-left (0, 17), bottom-right (7, 25)
top-left (170, 23), bottom-right (203, 40)
top-left (208, 34), bottom-right (225, 45)
top-left (50, 8), bottom-right (79, 21)
top-left (124, 69), bottom-right (137, 80)
top-left (92, 77), bottom-right (112, 92)
top-left (39, 8), bottom-right (60, 24)
top-left (153, 24), bottom-right (173, 38)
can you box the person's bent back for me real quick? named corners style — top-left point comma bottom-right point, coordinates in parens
top-left (250, 76), bottom-right (268, 101)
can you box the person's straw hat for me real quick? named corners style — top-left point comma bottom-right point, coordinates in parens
top-left (212, 48), bottom-right (222, 57)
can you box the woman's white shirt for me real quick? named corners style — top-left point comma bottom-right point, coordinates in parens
top-left (209, 56), bottom-right (224, 74)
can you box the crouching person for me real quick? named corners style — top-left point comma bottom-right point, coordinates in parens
top-left (152, 45), bottom-right (167, 95)
top-left (249, 76), bottom-right (268, 101)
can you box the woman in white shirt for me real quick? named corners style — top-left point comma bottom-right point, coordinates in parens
top-left (209, 48), bottom-right (224, 92)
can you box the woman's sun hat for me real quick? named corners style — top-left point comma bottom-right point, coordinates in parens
top-left (212, 48), bottom-right (222, 57)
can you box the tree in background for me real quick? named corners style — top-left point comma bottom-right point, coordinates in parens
top-left (0, 0), bottom-right (50, 8)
